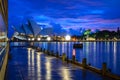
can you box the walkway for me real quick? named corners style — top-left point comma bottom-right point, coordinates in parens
top-left (5, 47), bottom-right (113, 80)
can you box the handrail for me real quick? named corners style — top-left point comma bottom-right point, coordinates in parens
top-left (0, 45), bottom-right (7, 70)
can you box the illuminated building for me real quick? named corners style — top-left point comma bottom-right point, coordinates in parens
top-left (0, 0), bottom-right (9, 80)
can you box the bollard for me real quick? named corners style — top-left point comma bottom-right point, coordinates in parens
top-left (82, 58), bottom-right (87, 68)
top-left (43, 48), bottom-right (45, 52)
top-left (47, 50), bottom-right (50, 55)
top-left (45, 50), bottom-right (47, 54)
top-left (62, 53), bottom-right (66, 61)
top-left (37, 47), bottom-right (40, 51)
top-left (102, 62), bottom-right (107, 75)
top-left (40, 48), bottom-right (42, 51)
top-left (51, 50), bottom-right (54, 56)
top-left (72, 55), bottom-right (76, 62)
top-left (56, 51), bottom-right (59, 57)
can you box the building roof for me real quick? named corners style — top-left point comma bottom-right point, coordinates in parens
top-left (14, 20), bottom-right (41, 37)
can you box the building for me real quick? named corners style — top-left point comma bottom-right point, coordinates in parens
top-left (0, 0), bottom-right (9, 80)
top-left (117, 27), bottom-right (120, 39)
top-left (12, 20), bottom-right (41, 41)
top-left (86, 37), bottom-right (95, 41)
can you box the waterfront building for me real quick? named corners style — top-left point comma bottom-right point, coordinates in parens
top-left (86, 37), bottom-right (96, 41)
top-left (12, 20), bottom-right (41, 41)
top-left (117, 27), bottom-right (120, 39)
top-left (0, 0), bottom-right (9, 80)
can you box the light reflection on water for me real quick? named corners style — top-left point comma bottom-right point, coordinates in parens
top-left (36, 52), bottom-right (41, 80)
top-left (34, 41), bottom-right (120, 75)
top-left (27, 48), bottom-right (35, 80)
top-left (11, 42), bottom-right (120, 75)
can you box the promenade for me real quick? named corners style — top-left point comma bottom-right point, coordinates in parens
top-left (5, 47), bottom-right (113, 80)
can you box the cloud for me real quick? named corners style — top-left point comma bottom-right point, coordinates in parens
top-left (9, 0), bottom-right (120, 36)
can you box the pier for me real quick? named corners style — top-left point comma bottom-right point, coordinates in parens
top-left (5, 46), bottom-right (113, 80)
top-left (4, 42), bottom-right (120, 80)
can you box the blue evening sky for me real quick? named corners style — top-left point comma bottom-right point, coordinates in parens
top-left (8, 0), bottom-right (120, 37)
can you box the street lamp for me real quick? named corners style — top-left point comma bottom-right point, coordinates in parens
top-left (47, 37), bottom-right (51, 41)
top-left (28, 38), bottom-right (31, 41)
top-left (37, 38), bottom-right (41, 41)
top-left (65, 35), bottom-right (71, 41)
top-left (47, 37), bottom-right (51, 53)
top-left (32, 38), bottom-right (35, 41)
top-left (65, 35), bottom-right (71, 61)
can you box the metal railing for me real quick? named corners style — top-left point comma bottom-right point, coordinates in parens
top-left (0, 45), bottom-right (7, 70)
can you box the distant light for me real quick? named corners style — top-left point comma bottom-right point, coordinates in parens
top-left (72, 49), bottom-right (76, 56)
top-left (37, 38), bottom-right (41, 41)
top-left (47, 37), bottom-right (51, 41)
top-left (32, 38), bottom-right (35, 41)
top-left (41, 27), bottom-right (43, 30)
top-left (65, 35), bottom-right (71, 41)
top-left (28, 38), bottom-right (31, 41)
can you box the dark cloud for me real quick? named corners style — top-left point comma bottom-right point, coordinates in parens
top-left (9, 0), bottom-right (120, 36)
top-left (50, 22), bottom-right (67, 35)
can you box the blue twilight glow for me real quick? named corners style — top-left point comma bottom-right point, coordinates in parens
top-left (9, 0), bottom-right (120, 37)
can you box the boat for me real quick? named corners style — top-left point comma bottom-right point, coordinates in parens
top-left (73, 43), bottom-right (83, 48)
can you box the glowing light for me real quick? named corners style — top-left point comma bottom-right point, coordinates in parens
top-left (72, 49), bottom-right (76, 56)
top-left (65, 35), bottom-right (71, 41)
top-left (32, 38), bottom-right (35, 41)
top-left (37, 38), bottom-right (41, 41)
top-left (28, 38), bottom-right (31, 41)
top-left (47, 37), bottom-right (51, 41)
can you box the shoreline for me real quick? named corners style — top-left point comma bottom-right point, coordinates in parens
top-left (9, 40), bottom-right (120, 42)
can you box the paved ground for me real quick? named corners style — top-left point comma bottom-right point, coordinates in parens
top-left (5, 47), bottom-right (113, 80)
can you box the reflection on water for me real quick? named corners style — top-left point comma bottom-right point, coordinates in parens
top-left (35, 41), bottom-right (120, 75)
top-left (13, 42), bottom-right (120, 75)
top-left (37, 52), bottom-right (41, 80)
top-left (27, 48), bottom-right (35, 80)
top-left (27, 48), bottom-right (31, 77)
top-left (32, 49), bottom-right (35, 78)
top-left (113, 42), bottom-right (117, 73)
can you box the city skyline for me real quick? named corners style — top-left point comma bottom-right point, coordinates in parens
top-left (9, 0), bottom-right (120, 37)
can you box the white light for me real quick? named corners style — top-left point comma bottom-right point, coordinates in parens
top-left (28, 38), bottom-right (31, 41)
top-left (37, 38), bottom-right (41, 41)
top-left (65, 35), bottom-right (71, 41)
top-left (47, 37), bottom-right (51, 41)
top-left (41, 27), bottom-right (43, 30)
top-left (32, 38), bottom-right (35, 41)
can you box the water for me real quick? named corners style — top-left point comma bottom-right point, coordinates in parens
top-left (10, 41), bottom-right (120, 75)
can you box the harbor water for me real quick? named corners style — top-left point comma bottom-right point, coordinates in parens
top-left (11, 41), bottom-right (120, 75)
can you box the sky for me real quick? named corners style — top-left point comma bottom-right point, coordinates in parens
top-left (8, 0), bottom-right (120, 37)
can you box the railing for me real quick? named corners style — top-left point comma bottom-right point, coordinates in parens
top-left (0, 42), bottom-right (9, 80)
top-left (0, 45), bottom-right (7, 70)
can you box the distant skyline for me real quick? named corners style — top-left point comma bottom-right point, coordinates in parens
top-left (9, 0), bottom-right (120, 37)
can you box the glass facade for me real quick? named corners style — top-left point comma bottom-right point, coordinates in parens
top-left (0, 0), bottom-right (8, 80)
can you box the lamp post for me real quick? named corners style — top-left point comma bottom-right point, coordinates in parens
top-left (28, 38), bottom-right (31, 41)
top-left (47, 37), bottom-right (51, 53)
top-left (65, 35), bottom-right (71, 61)
top-left (47, 37), bottom-right (51, 41)
top-left (37, 38), bottom-right (41, 41)
top-left (32, 38), bottom-right (35, 41)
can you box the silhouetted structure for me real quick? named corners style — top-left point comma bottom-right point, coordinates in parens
top-left (12, 20), bottom-right (41, 40)
top-left (117, 27), bottom-right (120, 39)
top-left (0, 0), bottom-right (9, 80)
